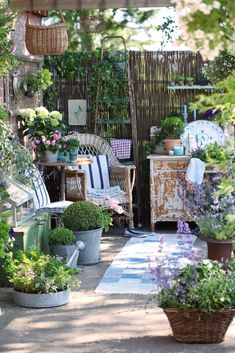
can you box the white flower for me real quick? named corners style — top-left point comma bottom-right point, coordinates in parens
top-left (49, 111), bottom-right (62, 120)
top-left (35, 106), bottom-right (49, 119)
top-left (21, 108), bottom-right (36, 120)
top-left (202, 259), bottom-right (213, 269)
top-left (213, 1), bottom-right (221, 9)
top-left (178, 257), bottom-right (192, 269)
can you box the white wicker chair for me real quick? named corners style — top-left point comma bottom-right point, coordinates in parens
top-left (64, 133), bottom-right (136, 228)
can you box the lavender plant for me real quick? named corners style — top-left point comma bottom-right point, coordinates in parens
top-left (157, 259), bottom-right (235, 313)
top-left (178, 175), bottom-right (235, 240)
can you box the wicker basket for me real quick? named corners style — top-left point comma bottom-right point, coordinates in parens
top-left (25, 14), bottom-right (68, 56)
top-left (164, 308), bottom-right (235, 343)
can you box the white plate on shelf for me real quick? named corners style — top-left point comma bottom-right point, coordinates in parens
top-left (181, 120), bottom-right (224, 148)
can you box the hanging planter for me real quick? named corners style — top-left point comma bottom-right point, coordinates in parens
top-left (25, 12), bottom-right (68, 56)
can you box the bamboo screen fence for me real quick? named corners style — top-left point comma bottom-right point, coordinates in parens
top-left (47, 50), bottom-right (206, 224)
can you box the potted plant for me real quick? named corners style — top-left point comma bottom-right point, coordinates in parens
top-left (178, 173), bottom-right (235, 265)
top-left (61, 198), bottom-right (123, 265)
top-left (66, 138), bottom-right (80, 163)
top-left (21, 107), bottom-right (67, 162)
top-left (4, 247), bottom-right (80, 308)
top-left (185, 76), bottom-right (194, 86)
top-left (152, 259), bottom-right (235, 343)
top-left (62, 201), bottom-right (103, 265)
top-left (175, 75), bottom-right (185, 86)
top-left (23, 68), bottom-right (53, 98)
top-left (160, 116), bottom-right (184, 154)
top-left (48, 227), bottom-right (77, 262)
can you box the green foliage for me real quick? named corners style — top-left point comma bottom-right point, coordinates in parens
top-left (0, 221), bottom-right (10, 259)
top-left (66, 138), bottom-right (80, 151)
top-left (0, 4), bottom-right (18, 74)
top-left (4, 247), bottom-right (80, 293)
top-left (191, 70), bottom-right (235, 126)
top-left (0, 107), bottom-right (8, 121)
top-left (158, 260), bottom-right (235, 313)
top-left (21, 107), bottom-right (67, 153)
top-left (50, 9), bottom-right (158, 51)
top-left (161, 116), bottom-right (184, 139)
top-left (0, 115), bottom-right (14, 170)
top-left (157, 15), bottom-right (176, 48)
top-left (185, 76), bottom-right (194, 82)
top-left (202, 51), bottom-right (235, 84)
top-left (43, 51), bottom-right (129, 126)
top-left (101, 210), bottom-right (113, 232)
top-left (26, 68), bottom-right (53, 93)
top-left (48, 227), bottom-right (75, 245)
top-left (11, 142), bottom-right (37, 187)
top-left (62, 201), bottom-right (103, 231)
top-left (175, 75), bottom-right (185, 82)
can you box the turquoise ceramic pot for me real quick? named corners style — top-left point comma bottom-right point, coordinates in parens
top-left (69, 148), bottom-right (78, 163)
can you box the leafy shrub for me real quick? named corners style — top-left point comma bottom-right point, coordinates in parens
top-left (62, 201), bottom-right (103, 231)
top-left (48, 227), bottom-right (75, 245)
top-left (5, 247), bottom-right (80, 293)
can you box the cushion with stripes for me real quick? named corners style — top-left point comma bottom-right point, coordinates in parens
top-left (70, 155), bottom-right (110, 189)
top-left (32, 171), bottom-right (51, 210)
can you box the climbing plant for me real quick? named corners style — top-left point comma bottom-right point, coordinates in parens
top-left (43, 50), bottom-right (129, 126)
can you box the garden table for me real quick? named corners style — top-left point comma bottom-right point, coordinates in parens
top-left (34, 158), bottom-right (92, 201)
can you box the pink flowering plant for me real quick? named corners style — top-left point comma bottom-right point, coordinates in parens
top-left (5, 247), bottom-right (80, 294)
top-left (98, 196), bottom-right (124, 232)
top-left (21, 107), bottom-right (67, 153)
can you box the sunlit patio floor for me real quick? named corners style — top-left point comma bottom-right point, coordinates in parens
top-left (0, 227), bottom-right (234, 353)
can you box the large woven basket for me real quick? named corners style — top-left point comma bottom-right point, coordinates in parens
top-left (25, 14), bottom-right (68, 56)
top-left (164, 308), bottom-right (235, 343)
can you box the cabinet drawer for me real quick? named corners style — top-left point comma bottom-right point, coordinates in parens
top-left (153, 159), bottom-right (189, 171)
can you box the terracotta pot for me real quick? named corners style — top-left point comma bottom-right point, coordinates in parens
top-left (199, 236), bottom-right (233, 267)
top-left (163, 139), bottom-right (181, 154)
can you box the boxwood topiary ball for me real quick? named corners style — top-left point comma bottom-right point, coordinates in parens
top-left (62, 201), bottom-right (103, 231)
top-left (48, 227), bottom-right (75, 245)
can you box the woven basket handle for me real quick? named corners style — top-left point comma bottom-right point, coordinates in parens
top-left (26, 11), bottom-right (65, 25)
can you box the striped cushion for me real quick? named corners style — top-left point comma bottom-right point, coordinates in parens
top-left (70, 155), bottom-right (110, 189)
top-left (32, 171), bottom-right (50, 210)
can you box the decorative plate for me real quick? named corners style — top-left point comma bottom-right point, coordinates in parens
top-left (181, 120), bottom-right (224, 148)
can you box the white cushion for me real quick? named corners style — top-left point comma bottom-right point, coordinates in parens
top-left (86, 186), bottom-right (125, 204)
top-left (32, 171), bottom-right (50, 210)
top-left (38, 200), bottom-right (73, 214)
top-left (70, 155), bottom-right (110, 189)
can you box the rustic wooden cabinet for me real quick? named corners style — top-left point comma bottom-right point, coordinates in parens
top-left (147, 155), bottom-right (191, 231)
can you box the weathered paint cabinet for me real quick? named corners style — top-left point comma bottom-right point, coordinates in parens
top-left (147, 155), bottom-right (191, 231)
top-left (13, 213), bottom-right (51, 254)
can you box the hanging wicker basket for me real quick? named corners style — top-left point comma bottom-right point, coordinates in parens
top-left (25, 13), bottom-right (68, 56)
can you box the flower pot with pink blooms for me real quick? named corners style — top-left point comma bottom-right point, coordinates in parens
top-left (20, 107), bottom-right (67, 161)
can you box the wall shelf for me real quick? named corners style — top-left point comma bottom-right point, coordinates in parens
top-left (168, 85), bottom-right (214, 90)
top-left (96, 119), bottom-right (131, 125)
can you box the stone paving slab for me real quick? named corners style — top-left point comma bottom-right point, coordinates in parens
top-left (0, 233), bottom-right (234, 353)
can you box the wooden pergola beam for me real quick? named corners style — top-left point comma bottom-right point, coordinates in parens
top-left (9, 0), bottom-right (172, 11)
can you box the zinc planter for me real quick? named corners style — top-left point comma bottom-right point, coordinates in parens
top-left (50, 244), bottom-right (78, 266)
top-left (13, 288), bottom-right (71, 308)
top-left (74, 227), bottom-right (103, 265)
top-left (44, 150), bottom-right (58, 163)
